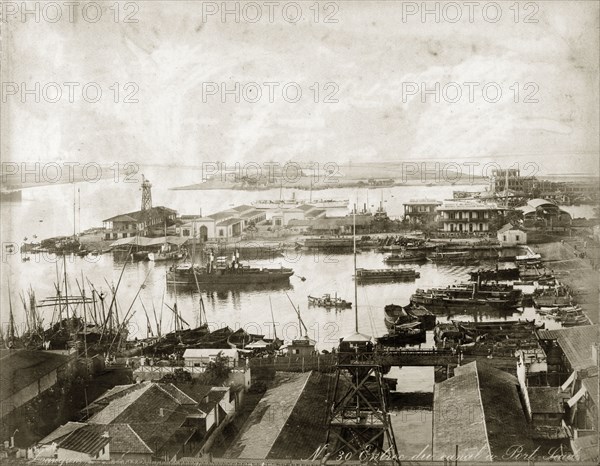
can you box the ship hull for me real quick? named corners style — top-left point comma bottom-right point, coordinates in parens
top-left (166, 269), bottom-right (294, 286)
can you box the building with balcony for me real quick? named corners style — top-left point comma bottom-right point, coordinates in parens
top-left (402, 199), bottom-right (442, 225)
top-left (102, 207), bottom-right (177, 240)
top-left (436, 201), bottom-right (499, 235)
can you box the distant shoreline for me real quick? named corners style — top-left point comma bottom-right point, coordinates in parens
top-left (170, 179), bottom-right (487, 191)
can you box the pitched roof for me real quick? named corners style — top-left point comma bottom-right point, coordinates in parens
top-left (86, 382), bottom-right (207, 453)
top-left (240, 209), bottom-right (266, 219)
top-left (540, 325), bottom-right (599, 408)
top-left (539, 326), bottom-right (599, 370)
top-left (103, 206), bottom-right (177, 223)
top-left (497, 223), bottom-right (522, 233)
top-left (230, 205), bottom-right (255, 213)
top-left (217, 218), bottom-right (243, 227)
top-left (433, 363), bottom-right (491, 461)
top-left (86, 424), bottom-right (152, 455)
top-left (207, 211), bottom-right (236, 221)
top-left (434, 361), bottom-right (533, 461)
top-left (39, 422), bottom-right (87, 445)
top-left (57, 427), bottom-right (110, 456)
top-left (0, 349), bottom-right (72, 401)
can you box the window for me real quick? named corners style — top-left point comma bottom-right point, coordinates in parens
top-left (516, 235), bottom-right (520, 241)
top-left (503, 235), bottom-right (507, 241)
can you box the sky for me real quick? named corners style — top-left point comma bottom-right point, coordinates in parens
top-left (1, 1), bottom-right (599, 178)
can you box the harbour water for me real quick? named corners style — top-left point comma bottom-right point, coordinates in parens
top-left (1, 174), bottom-right (594, 457)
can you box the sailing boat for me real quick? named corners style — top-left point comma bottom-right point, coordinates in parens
top-left (148, 220), bottom-right (183, 262)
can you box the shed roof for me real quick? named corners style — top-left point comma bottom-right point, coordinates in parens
top-left (434, 361), bottom-right (533, 461)
top-left (217, 218), bottom-right (243, 227)
top-left (0, 349), bottom-right (72, 401)
top-left (58, 427), bottom-right (110, 456)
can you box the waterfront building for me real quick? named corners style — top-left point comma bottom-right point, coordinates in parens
top-left (310, 214), bottom-right (372, 235)
top-left (102, 206), bottom-right (177, 240)
top-left (178, 206), bottom-right (266, 241)
top-left (497, 223), bottom-right (527, 246)
top-left (402, 199), bottom-right (441, 225)
top-left (436, 201), bottom-right (499, 235)
top-left (517, 198), bottom-right (572, 230)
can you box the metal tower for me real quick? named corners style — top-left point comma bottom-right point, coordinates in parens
top-left (324, 208), bottom-right (400, 464)
top-left (141, 175), bottom-right (152, 211)
top-left (324, 339), bottom-right (400, 464)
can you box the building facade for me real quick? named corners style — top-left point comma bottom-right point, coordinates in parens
top-left (436, 201), bottom-right (498, 235)
top-left (402, 199), bottom-right (441, 225)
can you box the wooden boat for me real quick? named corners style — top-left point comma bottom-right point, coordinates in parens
top-left (427, 251), bottom-right (480, 265)
top-left (355, 268), bottom-right (420, 283)
top-left (411, 282), bottom-right (522, 311)
top-left (383, 252), bottom-right (427, 264)
top-left (308, 293), bottom-right (352, 309)
top-left (377, 321), bottom-right (425, 347)
top-left (383, 304), bottom-right (415, 330)
top-left (405, 304), bottom-right (436, 330)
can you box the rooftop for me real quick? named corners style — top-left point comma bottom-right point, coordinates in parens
top-left (103, 206), bottom-right (176, 223)
top-left (404, 199), bottom-right (442, 205)
top-left (0, 349), bottom-right (73, 402)
top-left (438, 201), bottom-right (499, 211)
top-left (217, 217), bottom-right (243, 227)
top-left (434, 361), bottom-right (533, 461)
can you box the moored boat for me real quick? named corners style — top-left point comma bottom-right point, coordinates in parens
top-left (355, 268), bottom-right (420, 283)
top-left (166, 253), bottom-right (293, 287)
top-left (307, 293), bottom-right (352, 309)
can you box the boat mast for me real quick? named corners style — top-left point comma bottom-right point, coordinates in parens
top-left (73, 182), bottom-right (76, 240)
top-left (269, 296), bottom-right (277, 342)
top-left (353, 202), bottom-right (358, 333)
top-left (7, 279), bottom-right (16, 344)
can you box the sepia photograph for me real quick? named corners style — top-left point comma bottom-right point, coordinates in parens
top-left (0, 1), bottom-right (599, 465)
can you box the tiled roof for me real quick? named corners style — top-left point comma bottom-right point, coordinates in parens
top-left (207, 211), bottom-right (235, 221)
top-left (217, 218), bottom-right (243, 227)
top-left (538, 326), bottom-right (598, 370)
top-left (39, 422), bottom-right (87, 445)
top-left (0, 349), bottom-right (72, 401)
top-left (174, 384), bottom-right (214, 404)
top-left (103, 206), bottom-right (177, 223)
top-left (231, 205), bottom-right (255, 213)
top-left (88, 382), bottom-right (154, 424)
top-left (240, 209), bottom-right (266, 219)
top-left (58, 426), bottom-right (110, 456)
top-left (86, 424), bottom-right (152, 455)
top-left (157, 384), bottom-right (199, 405)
